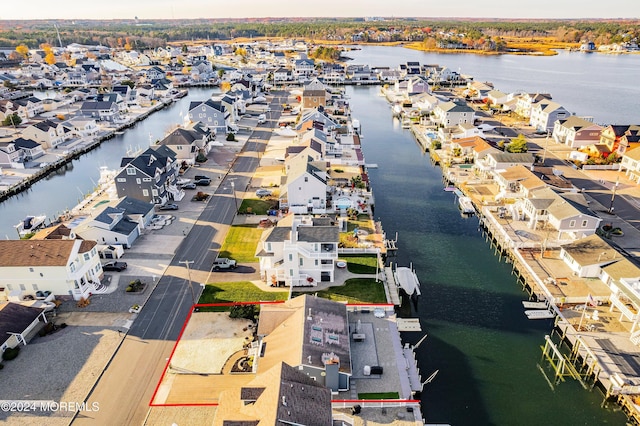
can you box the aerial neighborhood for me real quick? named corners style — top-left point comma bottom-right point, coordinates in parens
top-left (1, 32), bottom-right (640, 425)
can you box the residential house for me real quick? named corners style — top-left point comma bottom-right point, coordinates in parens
top-left (73, 206), bottom-right (140, 249)
top-left (63, 117), bottom-right (99, 138)
top-left (12, 96), bottom-right (44, 119)
top-left (280, 155), bottom-right (329, 214)
top-left (433, 100), bottom-right (475, 127)
top-left (552, 116), bottom-right (602, 149)
top-left (145, 66), bottom-right (166, 81)
top-left (486, 89), bottom-right (508, 106)
top-left (21, 119), bottom-right (67, 149)
top-left (212, 361), bottom-right (332, 426)
top-left (515, 93), bottom-right (552, 118)
top-left (79, 100), bottom-right (121, 123)
top-left (0, 140), bottom-right (21, 167)
top-left (301, 88), bottom-right (327, 109)
top-left (600, 259), bottom-right (640, 334)
top-left (559, 234), bottom-right (620, 278)
top-left (0, 303), bottom-right (47, 352)
top-left (519, 187), bottom-right (602, 239)
top-left (600, 124), bottom-right (640, 156)
top-left (448, 136), bottom-right (490, 162)
top-left (115, 147), bottom-right (180, 204)
top-left (295, 107), bottom-right (340, 133)
top-left (293, 58), bottom-right (315, 81)
top-left (494, 165), bottom-right (547, 201)
top-left (406, 76), bottom-right (430, 95)
top-left (621, 146), bottom-right (640, 184)
top-left (476, 151), bottom-right (535, 177)
top-left (0, 239), bottom-right (103, 301)
top-left (256, 295), bottom-right (351, 391)
top-left (530, 101), bottom-right (570, 133)
top-left (187, 99), bottom-right (229, 135)
top-left (155, 124), bottom-right (213, 164)
top-left (12, 137), bottom-right (45, 162)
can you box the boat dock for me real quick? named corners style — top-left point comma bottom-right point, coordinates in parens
top-left (383, 267), bottom-right (402, 306)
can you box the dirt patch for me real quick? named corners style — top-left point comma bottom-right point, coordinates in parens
top-left (169, 312), bottom-right (255, 374)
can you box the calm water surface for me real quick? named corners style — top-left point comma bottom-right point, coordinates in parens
top-left (349, 84), bottom-right (627, 424)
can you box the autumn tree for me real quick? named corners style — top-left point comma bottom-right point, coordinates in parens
top-left (15, 45), bottom-right (29, 60)
top-left (220, 81), bottom-right (231, 92)
top-left (45, 52), bottom-right (56, 65)
top-left (507, 134), bottom-right (528, 153)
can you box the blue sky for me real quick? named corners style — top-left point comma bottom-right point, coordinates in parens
top-left (2, 0), bottom-right (640, 20)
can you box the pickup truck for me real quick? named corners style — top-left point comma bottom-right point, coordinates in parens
top-left (212, 257), bottom-right (237, 271)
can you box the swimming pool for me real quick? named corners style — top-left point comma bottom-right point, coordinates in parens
top-left (334, 197), bottom-right (352, 209)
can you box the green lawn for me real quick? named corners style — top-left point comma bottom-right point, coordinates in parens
top-left (340, 254), bottom-right (378, 274)
top-left (358, 392), bottom-right (399, 400)
top-left (293, 278), bottom-right (386, 304)
top-left (199, 281), bottom-right (288, 308)
top-left (238, 199), bottom-right (278, 215)
top-left (218, 225), bottom-right (263, 262)
top-left (346, 215), bottom-right (375, 233)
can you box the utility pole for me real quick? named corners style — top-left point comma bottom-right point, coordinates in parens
top-left (179, 260), bottom-right (196, 305)
top-left (608, 177), bottom-right (619, 214)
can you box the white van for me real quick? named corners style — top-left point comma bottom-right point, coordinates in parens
top-left (257, 114), bottom-right (266, 124)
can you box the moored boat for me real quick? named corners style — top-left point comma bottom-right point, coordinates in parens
top-left (525, 310), bottom-right (555, 320)
top-left (15, 215), bottom-right (47, 237)
top-left (522, 301), bottom-right (549, 309)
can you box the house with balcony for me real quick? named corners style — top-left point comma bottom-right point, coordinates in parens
top-left (187, 99), bottom-right (229, 135)
top-left (12, 137), bottom-right (45, 162)
top-left (21, 119), bottom-right (68, 149)
top-left (63, 116), bottom-right (100, 138)
top-left (518, 187), bottom-right (601, 239)
top-left (0, 140), bottom-right (22, 168)
top-left (529, 100), bottom-right (570, 133)
top-left (295, 107), bottom-right (340, 133)
top-left (600, 258), bottom-right (640, 334)
top-left (156, 123), bottom-right (214, 165)
top-left (73, 206), bottom-right (140, 249)
top-left (79, 100), bottom-right (121, 123)
top-left (0, 239), bottom-right (102, 301)
top-left (514, 93), bottom-right (552, 119)
top-left (552, 115), bottom-right (602, 149)
top-left (301, 89), bottom-right (327, 109)
top-left (280, 155), bottom-right (328, 214)
top-left (433, 100), bottom-right (475, 127)
top-left (12, 96), bottom-right (44, 119)
top-left (599, 125), bottom-right (640, 156)
top-left (475, 151), bottom-right (535, 178)
top-left (256, 215), bottom-right (339, 286)
top-left (293, 58), bottom-right (315, 81)
top-left (115, 147), bottom-right (181, 205)
top-left (494, 165), bottom-right (547, 201)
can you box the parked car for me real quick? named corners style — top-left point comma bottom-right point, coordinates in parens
top-left (255, 188), bottom-right (272, 197)
top-left (195, 178), bottom-right (211, 186)
top-left (181, 182), bottom-right (197, 190)
top-left (212, 257), bottom-right (237, 271)
top-left (159, 203), bottom-right (179, 210)
top-left (103, 261), bottom-right (128, 272)
top-left (194, 175), bottom-right (210, 181)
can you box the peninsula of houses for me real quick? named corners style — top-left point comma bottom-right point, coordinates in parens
top-left (0, 38), bottom-right (640, 424)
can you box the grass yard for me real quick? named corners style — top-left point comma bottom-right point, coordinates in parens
top-left (293, 278), bottom-right (386, 304)
top-left (358, 392), bottom-right (399, 400)
top-left (346, 215), bottom-right (375, 233)
top-left (341, 254), bottom-right (377, 274)
top-left (218, 225), bottom-right (263, 262)
top-left (238, 198), bottom-right (277, 215)
top-left (199, 281), bottom-right (288, 309)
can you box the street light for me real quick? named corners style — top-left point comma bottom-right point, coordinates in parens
top-left (179, 260), bottom-right (196, 305)
top-left (230, 181), bottom-right (238, 211)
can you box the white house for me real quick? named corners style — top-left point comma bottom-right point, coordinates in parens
top-left (559, 234), bottom-right (620, 278)
top-left (621, 146), bottom-right (640, 184)
top-left (280, 154), bottom-right (328, 214)
top-left (530, 100), bottom-right (570, 132)
top-left (433, 101), bottom-right (475, 127)
top-left (552, 116), bottom-right (602, 148)
top-left (255, 215), bottom-right (339, 287)
top-left (0, 239), bottom-right (103, 301)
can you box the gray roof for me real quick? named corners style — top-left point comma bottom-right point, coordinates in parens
top-left (115, 197), bottom-right (154, 216)
top-left (265, 227), bottom-right (291, 243)
top-left (297, 226), bottom-right (338, 243)
top-left (94, 206), bottom-right (124, 225)
top-left (0, 302), bottom-right (44, 346)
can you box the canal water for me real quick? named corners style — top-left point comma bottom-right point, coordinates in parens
top-left (0, 88), bottom-right (214, 238)
top-left (349, 84), bottom-right (627, 424)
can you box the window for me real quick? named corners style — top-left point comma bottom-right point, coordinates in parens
top-left (29, 267), bottom-right (34, 272)
top-left (151, 189), bottom-right (158, 196)
top-left (136, 178), bottom-right (141, 184)
top-left (299, 258), bottom-right (304, 266)
top-left (20, 284), bottom-right (26, 291)
top-left (84, 253), bottom-right (90, 261)
top-left (117, 178), bottom-right (126, 182)
top-left (70, 263), bottom-right (76, 273)
top-left (289, 269), bottom-right (294, 276)
top-left (569, 220), bottom-right (576, 227)
top-left (304, 177), bottom-right (308, 182)
top-left (126, 167), bottom-right (136, 175)
top-left (289, 254), bottom-right (293, 261)
top-left (582, 220), bottom-right (588, 227)
top-left (143, 178), bottom-right (151, 182)
top-left (142, 189), bottom-right (149, 197)
top-left (32, 284), bottom-right (38, 291)
top-left (267, 243), bottom-right (272, 251)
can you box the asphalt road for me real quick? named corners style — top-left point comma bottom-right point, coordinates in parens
top-left (72, 92), bottom-right (286, 425)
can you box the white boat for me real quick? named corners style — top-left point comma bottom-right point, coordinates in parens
top-left (525, 310), bottom-right (555, 320)
top-left (458, 196), bottom-right (475, 214)
top-left (16, 215), bottom-right (47, 237)
top-left (394, 266), bottom-right (421, 297)
top-left (522, 301), bottom-right (548, 309)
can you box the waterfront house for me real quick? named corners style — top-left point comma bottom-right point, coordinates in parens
top-left (406, 76), bottom-right (431, 95)
top-left (63, 116), bottom-right (99, 138)
top-left (514, 93), bottom-right (552, 118)
top-left (0, 140), bottom-right (21, 168)
top-left (22, 119), bottom-right (67, 149)
top-left (79, 100), bottom-right (121, 123)
top-left (620, 146), bottom-right (640, 184)
top-left (519, 187), bottom-right (601, 239)
top-left (280, 155), bottom-right (328, 214)
top-left (600, 258), bottom-right (640, 333)
top-left (115, 147), bottom-right (180, 205)
top-left (256, 295), bottom-right (351, 391)
top-left (529, 100), bottom-right (570, 133)
top-left (476, 152), bottom-right (534, 178)
top-left (301, 88), bottom-right (327, 109)
top-left (73, 206), bottom-right (140, 249)
top-left (465, 81), bottom-right (494, 99)
top-left (156, 124), bottom-right (213, 165)
top-left (552, 116), bottom-right (602, 149)
top-left (559, 234), bottom-right (620, 278)
top-left (433, 100), bottom-right (475, 127)
top-left (0, 303), bottom-right (47, 352)
top-left (486, 89), bottom-right (508, 107)
top-left (0, 239), bottom-right (102, 301)
top-left (12, 96), bottom-right (44, 119)
top-left (295, 107), bottom-right (340, 133)
top-left (12, 137), bottom-right (45, 162)
top-left (256, 215), bottom-right (339, 286)
top-left (212, 361), bottom-right (332, 426)
top-left (273, 67), bottom-right (292, 83)
top-left (145, 66), bottom-right (166, 81)
top-left (494, 165), bottom-right (547, 200)
top-left (293, 58), bottom-right (315, 81)
top-left (187, 99), bottom-right (229, 135)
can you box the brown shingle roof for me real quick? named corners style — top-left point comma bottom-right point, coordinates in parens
top-left (0, 240), bottom-right (95, 267)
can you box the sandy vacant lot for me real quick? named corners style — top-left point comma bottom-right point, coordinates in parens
top-left (169, 312), bottom-right (254, 374)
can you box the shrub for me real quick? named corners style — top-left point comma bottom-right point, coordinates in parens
top-left (226, 133), bottom-right (236, 141)
top-left (2, 347), bottom-right (20, 361)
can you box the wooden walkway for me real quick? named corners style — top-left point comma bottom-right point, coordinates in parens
top-left (383, 267), bottom-right (401, 306)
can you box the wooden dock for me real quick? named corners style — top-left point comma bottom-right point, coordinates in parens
top-left (383, 267), bottom-right (401, 306)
